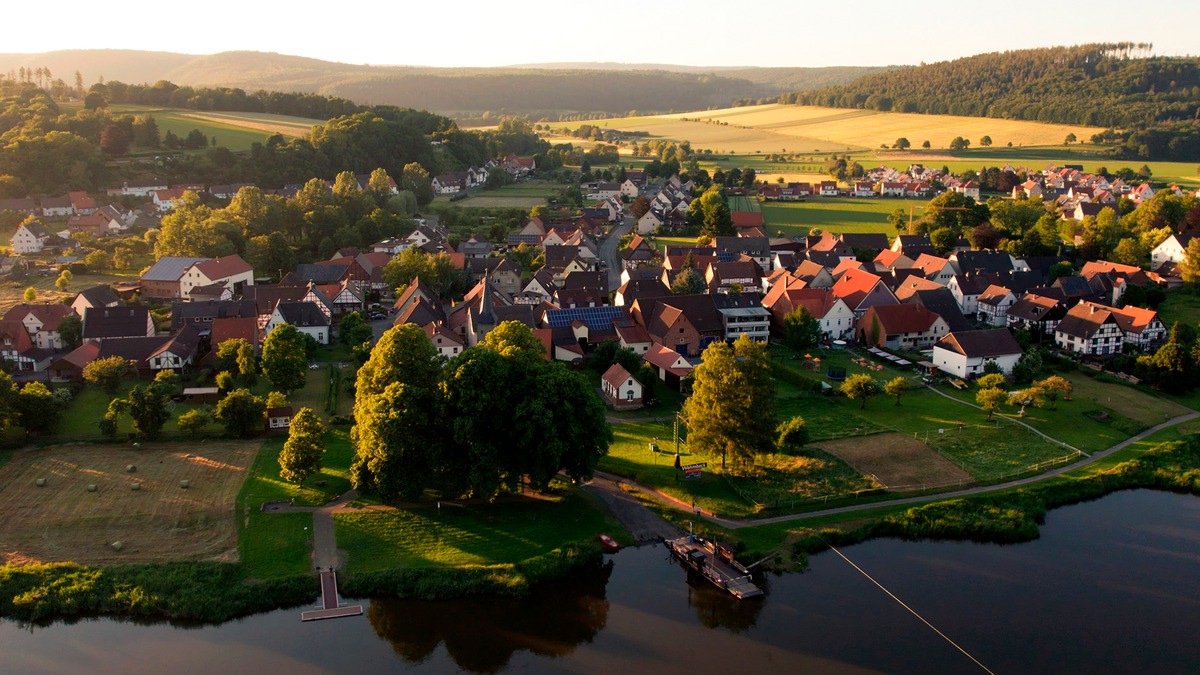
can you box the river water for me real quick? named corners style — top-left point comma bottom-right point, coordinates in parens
top-left (3, 489), bottom-right (1199, 674)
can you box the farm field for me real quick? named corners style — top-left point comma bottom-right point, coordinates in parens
top-left (0, 441), bottom-right (256, 566)
top-left (573, 103), bottom-right (1105, 155)
top-left (761, 197), bottom-right (909, 237)
top-left (62, 103), bottom-right (323, 151)
top-left (0, 269), bottom-right (142, 317)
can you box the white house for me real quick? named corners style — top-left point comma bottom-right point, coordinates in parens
top-left (601, 363), bottom-right (643, 409)
top-left (932, 329), bottom-right (1023, 379)
top-left (179, 254), bottom-right (255, 299)
top-left (976, 285), bottom-right (1017, 327)
top-left (1151, 233), bottom-right (1196, 269)
top-left (11, 221), bottom-right (49, 254)
top-left (620, 179), bottom-right (640, 198)
top-left (267, 302), bottom-right (330, 344)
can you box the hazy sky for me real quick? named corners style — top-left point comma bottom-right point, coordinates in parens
top-left (6, 1), bottom-right (1197, 68)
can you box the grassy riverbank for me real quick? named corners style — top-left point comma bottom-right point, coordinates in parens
top-left (732, 434), bottom-right (1200, 565)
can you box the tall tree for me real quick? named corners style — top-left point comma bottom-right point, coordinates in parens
top-left (279, 407), bottom-right (326, 487)
top-left (883, 376), bottom-right (910, 406)
top-left (125, 382), bottom-right (172, 440)
top-left (15, 382), bottom-right (68, 436)
top-left (262, 324), bottom-right (308, 393)
top-left (682, 336), bottom-right (776, 469)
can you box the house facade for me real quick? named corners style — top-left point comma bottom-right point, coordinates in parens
top-left (601, 363), bottom-right (644, 410)
top-left (932, 329), bottom-right (1023, 378)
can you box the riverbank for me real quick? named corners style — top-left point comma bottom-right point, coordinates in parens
top-left (3, 429), bottom-right (1199, 625)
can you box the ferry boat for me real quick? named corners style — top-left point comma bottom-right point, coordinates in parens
top-left (664, 534), bottom-right (763, 600)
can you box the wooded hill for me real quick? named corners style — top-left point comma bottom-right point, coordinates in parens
top-left (781, 44), bottom-right (1200, 159)
top-left (0, 50), bottom-right (881, 118)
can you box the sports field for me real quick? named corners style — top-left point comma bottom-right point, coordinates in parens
top-left (0, 442), bottom-right (257, 566)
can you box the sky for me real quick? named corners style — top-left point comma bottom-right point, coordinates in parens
top-left (4, 2), bottom-right (1198, 69)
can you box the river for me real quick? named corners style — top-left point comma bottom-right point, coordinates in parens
top-left (3, 489), bottom-right (1199, 674)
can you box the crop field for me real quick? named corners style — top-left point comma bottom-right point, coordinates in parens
top-left (661, 104), bottom-right (1107, 152)
top-left (761, 198), bottom-right (909, 237)
top-left (64, 103), bottom-right (323, 151)
top-left (0, 441), bottom-right (257, 566)
top-left (0, 270), bottom-right (141, 317)
top-left (813, 433), bottom-right (972, 490)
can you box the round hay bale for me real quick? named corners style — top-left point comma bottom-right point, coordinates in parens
top-left (87, 484), bottom-right (97, 492)
top-left (132, 443), bottom-right (140, 450)
top-left (130, 483), bottom-right (141, 491)
top-left (111, 541), bottom-right (124, 552)
top-left (35, 478), bottom-right (47, 487)
top-left (179, 480), bottom-right (190, 489)
top-left (126, 464), bottom-right (137, 473)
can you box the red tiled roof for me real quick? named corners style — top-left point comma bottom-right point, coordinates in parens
top-left (193, 254), bottom-right (252, 281)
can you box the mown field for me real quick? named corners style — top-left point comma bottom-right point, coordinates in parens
top-left (0, 441), bottom-right (256, 566)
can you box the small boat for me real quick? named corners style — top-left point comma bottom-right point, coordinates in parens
top-left (598, 533), bottom-right (621, 552)
top-left (665, 534), bottom-right (763, 600)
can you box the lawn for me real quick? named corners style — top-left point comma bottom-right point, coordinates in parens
top-left (432, 181), bottom-right (559, 210)
top-left (599, 421), bottom-right (753, 517)
top-left (235, 427), bottom-right (358, 580)
top-left (0, 269), bottom-right (142, 316)
top-left (761, 198), bottom-right (909, 237)
top-left (290, 363), bottom-right (354, 419)
top-left (1155, 290), bottom-right (1200, 330)
top-left (334, 489), bottom-right (619, 574)
top-left (66, 103), bottom-right (323, 150)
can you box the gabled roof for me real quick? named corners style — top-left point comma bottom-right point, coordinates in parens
top-left (294, 263), bottom-right (348, 284)
top-left (141, 256), bottom-right (207, 282)
top-left (1006, 293), bottom-right (1064, 323)
top-left (170, 299), bottom-right (257, 330)
top-left (244, 284), bottom-right (307, 316)
top-left (602, 363), bottom-right (638, 390)
top-left (211, 317), bottom-right (259, 348)
top-left (3, 303), bottom-right (74, 331)
top-left (645, 295), bottom-right (724, 335)
top-left (192, 254), bottom-right (253, 281)
top-left (82, 306), bottom-right (150, 339)
top-left (0, 320), bottom-right (34, 353)
top-left (643, 343), bottom-right (693, 376)
top-left (934, 329), bottom-right (1022, 358)
top-left (1055, 302), bottom-right (1119, 339)
top-left (978, 284), bottom-right (1015, 306)
top-left (1107, 303), bottom-right (1160, 334)
top-left (862, 303), bottom-right (943, 334)
top-left (75, 284), bottom-right (121, 308)
top-left (274, 302), bottom-right (330, 327)
top-left (913, 253), bottom-right (951, 277)
top-left (52, 341), bottom-right (100, 370)
top-left (830, 269), bottom-right (889, 308)
top-left (905, 289), bottom-right (972, 331)
top-left (153, 324), bottom-right (201, 359)
top-left (614, 319), bottom-right (652, 345)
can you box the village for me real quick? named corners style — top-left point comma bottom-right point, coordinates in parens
top-left (0, 159), bottom-right (1191, 400)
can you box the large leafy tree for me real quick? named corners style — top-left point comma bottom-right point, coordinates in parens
top-left (262, 324), bottom-right (308, 393)
top-left (215, 388), bottom-right (266, 438)
top-left (351, 324), bottom-right (444, 499)
top-left (782, 307), bottom-right (822, 351)
top-left (682, 335), bottom-right (776, 468)
top-left (83, 355), bottom-right (131, 395)
top-left (339, 311), bottom-right (373, 348)
top-left (125, 381), bottom-right (172, 440)
top-left (14, 382), bottom-right (69, 436)
top-left (57, 314), bottom-right (82, 350)
top-left (670, 268), bottom-right (707, 295)
top-left (279, 407), bottom-right (326, 487)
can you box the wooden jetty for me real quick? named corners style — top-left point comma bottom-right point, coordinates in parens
top-left (300, 570), bottom-right (363, 621)
top-left (664, 534), bottom-right (764, 600)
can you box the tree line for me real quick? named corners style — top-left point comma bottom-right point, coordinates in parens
top-left (350, 322), bottom-right (611, 501)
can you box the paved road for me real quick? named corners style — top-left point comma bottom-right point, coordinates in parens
top-left (609, 411), bottom-right (1200, 530)
top-left (598, 216), bottom-right (633, 290)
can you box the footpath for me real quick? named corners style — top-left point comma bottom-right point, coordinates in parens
top-left (595, 411), bottom-right (1199, 530)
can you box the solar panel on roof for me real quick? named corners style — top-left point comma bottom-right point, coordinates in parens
top-left (545, 306), bottom-right (625, 329)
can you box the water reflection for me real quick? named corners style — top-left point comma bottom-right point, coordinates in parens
top-left (366, 559), bottom-right (613, 673)
top-left (682, 572), bottom-right (765, 633)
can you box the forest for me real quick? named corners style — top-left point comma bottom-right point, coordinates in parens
top-left (781, 44), bottom-right (1200, 160)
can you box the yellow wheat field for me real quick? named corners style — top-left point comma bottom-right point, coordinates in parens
top-left (588, 103), bottom-right (1106, 154)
